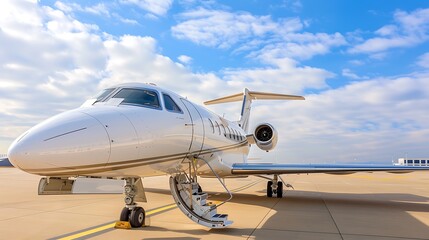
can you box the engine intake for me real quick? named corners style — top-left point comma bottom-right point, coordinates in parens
top-left (254, 123), bottom-right (278, 152)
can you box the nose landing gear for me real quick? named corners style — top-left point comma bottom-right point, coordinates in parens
top-left (116, 177), bottom-right (147, 228)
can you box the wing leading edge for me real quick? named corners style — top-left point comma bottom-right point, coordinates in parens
top-left (231, 163), bottom-right (429, 175)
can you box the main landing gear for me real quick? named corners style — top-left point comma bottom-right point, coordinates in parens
top-left (266, 175), bottom-right (293, 198)
top-left (118, 178), bottom-right (147, 228)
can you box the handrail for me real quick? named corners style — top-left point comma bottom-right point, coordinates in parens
top-left (198, 158), bottom-right (233, 208)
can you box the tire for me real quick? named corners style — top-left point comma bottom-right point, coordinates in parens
top-left (277, 182), bottom-right (283, 198)
top-left (129, 207), bottom-right (145, 228)
top-left (120, 207), bottom-right (130, 221)
top-left (267, 181), bottom-right (273, 198)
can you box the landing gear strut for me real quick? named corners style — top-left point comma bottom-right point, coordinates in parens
top-left (119, 178), bottom-right (147, 228)
top-left (266, 175), bottom-right (283, 198)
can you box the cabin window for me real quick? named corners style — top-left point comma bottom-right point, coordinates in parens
top-left (215, 121), bottom-right (221, 135)
top-left (163, 94), bottom-right (182, 113)
top-left (221, 124), bottom-right (226, 137)
top-left (113, 88), bottom-right (160, 109)
top-left (93, 88), bottom-right (115, 102)
top-left (208, 119), bottom-right (215, 133)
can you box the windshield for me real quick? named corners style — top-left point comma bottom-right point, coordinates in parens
top-left (112, 88), bottom-right (160, 109)
top-left (93, 88), bottom-right (115, 102)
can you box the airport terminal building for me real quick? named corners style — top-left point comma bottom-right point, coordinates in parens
top-left (394, 158), bottom-right (429, 166)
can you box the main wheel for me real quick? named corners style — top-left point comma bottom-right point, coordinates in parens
top-left (267, 181), bottom-right (273, 197)
top-left (129, 207), bottom-right (145, 228)
top-left (120, 207), bottom-right (130, 221)
top-left (277, 182), bottom-right (283, 198)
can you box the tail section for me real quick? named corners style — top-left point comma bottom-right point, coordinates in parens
top-left (204, 88), bottom-right (304, 132)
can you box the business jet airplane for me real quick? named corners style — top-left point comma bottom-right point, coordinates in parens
top-left (7, 83), bottom-right (429, 228)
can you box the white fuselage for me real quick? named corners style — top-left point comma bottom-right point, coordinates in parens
top-left (7, 83), bottom-right (249, 178)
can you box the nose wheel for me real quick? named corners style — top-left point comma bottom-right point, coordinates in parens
top-left (118, 178), bottom-right (147, 228)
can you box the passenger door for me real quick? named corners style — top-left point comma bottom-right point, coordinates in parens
top-left (180, 99), bottom-right (205, 157)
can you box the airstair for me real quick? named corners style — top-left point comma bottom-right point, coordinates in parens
top-left (169, 158), bottom-right (233, 228)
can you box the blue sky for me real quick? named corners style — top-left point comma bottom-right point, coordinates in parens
top-left (1, 0), bottom-right (429, 163)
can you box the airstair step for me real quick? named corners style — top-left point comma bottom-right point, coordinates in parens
top-left (169, 176), bottom-right (233, 228)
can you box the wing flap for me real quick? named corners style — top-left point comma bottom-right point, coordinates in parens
top-left (231, 163), bottom-right (429, 175)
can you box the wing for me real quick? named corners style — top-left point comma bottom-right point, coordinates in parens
top-left (231, 163), bottom-right (429, 175)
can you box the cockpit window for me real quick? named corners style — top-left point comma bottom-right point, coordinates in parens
top-left (112, 88), bottom-right (160, 109)
top-left (163, 94), bottom-right (182, 113)
top-left (93, 88), bottom-right (115, 102)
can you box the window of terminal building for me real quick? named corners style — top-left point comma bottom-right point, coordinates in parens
top-left (407, 160), bottom-right (413, 164)
top-left (414, 160), bottom-right (420, 164)
top-left (421, 160), bottom-right (426, 164)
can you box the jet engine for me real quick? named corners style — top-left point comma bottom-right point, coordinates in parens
top-left (254, 123), bottom-right (278, 152)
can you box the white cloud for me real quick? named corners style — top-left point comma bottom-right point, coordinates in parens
top-left (111, 13), bottom-right (139, 25)
top-left (120, 0), bottom-right (173, 16)
top-left (54, 1), bottom-right (110, 16)
top-left (0, 1), bottom-right (107, 148)
top-left (172, 8), bottom-right (295, 48)
top-left (417, 52), bottom-right (429, 68)
top-left (349, 60), bottom-right (365, 66)
top-left (252, 32), bottom-right (346, 61)
top-left (100, 37), bottom-right (333, 108)
top-left (172, 8), bottom-right (346, 61)
top-left (375, 24), bottom-right (398, 36)
top-left (342, 68), bottom-right (368, 80)
top-left (178, 55), bottom-right (192, 64)
top-left (0, 1), bottom-right (333, 153)
top-left (248, 73), bottom-right (429, 163)
top-left (349, 8), bottom-right (429, 54)
top-left (2, 1), bottom-right (429, 166)
top-left (54, 2), bottom-right (140, 25)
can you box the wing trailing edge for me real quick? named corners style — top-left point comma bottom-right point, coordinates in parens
top-left (231, 163), bottom-right (429, 175)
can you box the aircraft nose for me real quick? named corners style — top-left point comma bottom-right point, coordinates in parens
top-left (7, 110), bottom-right (111, 174)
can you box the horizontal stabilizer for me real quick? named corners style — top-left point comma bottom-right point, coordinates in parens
top-left (204, 91), bottom-right (304, 105)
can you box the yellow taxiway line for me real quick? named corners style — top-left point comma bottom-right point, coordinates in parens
top-left (57, 180), bottom-right (261, 240)
top-left (58, 203), bottom-right (177, 240)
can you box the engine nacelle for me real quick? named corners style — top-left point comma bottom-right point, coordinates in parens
top-left (254, 123), bottom-right (278, 152)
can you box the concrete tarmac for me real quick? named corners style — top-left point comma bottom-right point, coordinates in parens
top-left (0, 168), bottom-right (428, 240)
